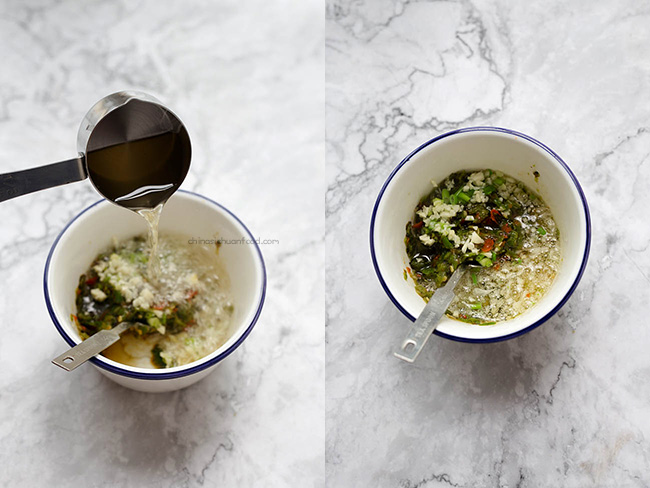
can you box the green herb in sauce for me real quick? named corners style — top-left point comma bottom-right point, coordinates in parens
top-left (74, 234), bottom-right (233, 368)
top-left (405, 169), bottom-right (560, 324)
top-left (75, 238), bottom-right (199, 367)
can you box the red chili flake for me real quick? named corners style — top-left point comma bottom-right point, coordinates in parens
top-left (412, 221), bottom-right (423, 229)
top-left (186, 290), bottom-right (199, 300)
top-left (502, 224), bottom-right (512, 233)
top-left (85, 276), bottom-right (98, 286)
top-left (481, 238), bottom-right (495, 253)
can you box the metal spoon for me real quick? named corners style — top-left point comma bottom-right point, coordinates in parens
top-left (51, 322), bottom-right (134, 372)
top-left (394, 266), bottom-right (466, 363)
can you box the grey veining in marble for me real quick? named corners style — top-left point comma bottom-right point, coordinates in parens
top-left (0, 0), bottom-right (323, 487)
top-left (326, 0), bottom-right (650, 486)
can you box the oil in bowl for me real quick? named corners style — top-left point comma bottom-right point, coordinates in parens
top-left (74, 232), bottom-right (234, 369)
top-left (405, 169), bottom-right (561, 325)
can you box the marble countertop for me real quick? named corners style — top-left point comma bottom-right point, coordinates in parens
top-left (3, 0), bottom-right (650, 485)
top-left (0, 0), bottom-right (323, 486)
top-left (326, 0), bottom-right (650, 487)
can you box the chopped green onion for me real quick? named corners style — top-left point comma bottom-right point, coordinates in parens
top-left (441, 236), bottom-right (453, 249)
top-left (471, 271), bottom-right (478, 285)
top-left (442, 188), bottom-right (450, 202)
top-left (515, 258), bottom-right (522, 264)
top-left (483, 185), bottom-right (495, 195)
top-left (450, 188), bottom-right (463, 204)
top-left (458, 192), bottom-right (470, 203)
top-left (537, 227), bottom-right (547, 236)
top-left (470, 303), bottom-right (482, 310)
top-left (477, 256), bottom-right (492, 267)
top-left (493, 177), bottom-right (505, 186)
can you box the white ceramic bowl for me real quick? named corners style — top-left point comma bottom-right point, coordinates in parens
top-left (370, 127), bottom-right (590, 342)
top-left (45, 190), bottom-right (266, 392)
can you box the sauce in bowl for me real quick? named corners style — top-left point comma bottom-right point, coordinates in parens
top-left (405, 169), bottom-right (561, 324)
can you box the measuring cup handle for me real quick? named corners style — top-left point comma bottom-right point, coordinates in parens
top-left (0, 156), bottom-right (87, 202)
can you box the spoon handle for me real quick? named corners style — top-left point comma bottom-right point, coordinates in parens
top-left (52, 322), bottom-right (132, 372)
top-left (0, 156), bottom-right (87, 202)
top-left (394, 267), bottom-right (465, 363)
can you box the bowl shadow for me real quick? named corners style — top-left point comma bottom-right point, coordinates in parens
top-left (383, 303), bottom-right (574, 409)
top-left (44, 358), bottom-right (242, 482)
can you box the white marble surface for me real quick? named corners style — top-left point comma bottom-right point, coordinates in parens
top-left (326, 0), bottom-right (650, 486)
top-left (0, 0), bottom-right (323, 486)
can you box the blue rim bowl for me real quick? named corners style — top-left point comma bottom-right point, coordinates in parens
top-left (370, 126), bottom-right (591, 343)
top-left (44, 190), bottom-right (266, 379)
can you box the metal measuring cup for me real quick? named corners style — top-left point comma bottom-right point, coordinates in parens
top-left (0, 91), bottom-right (191, 210)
